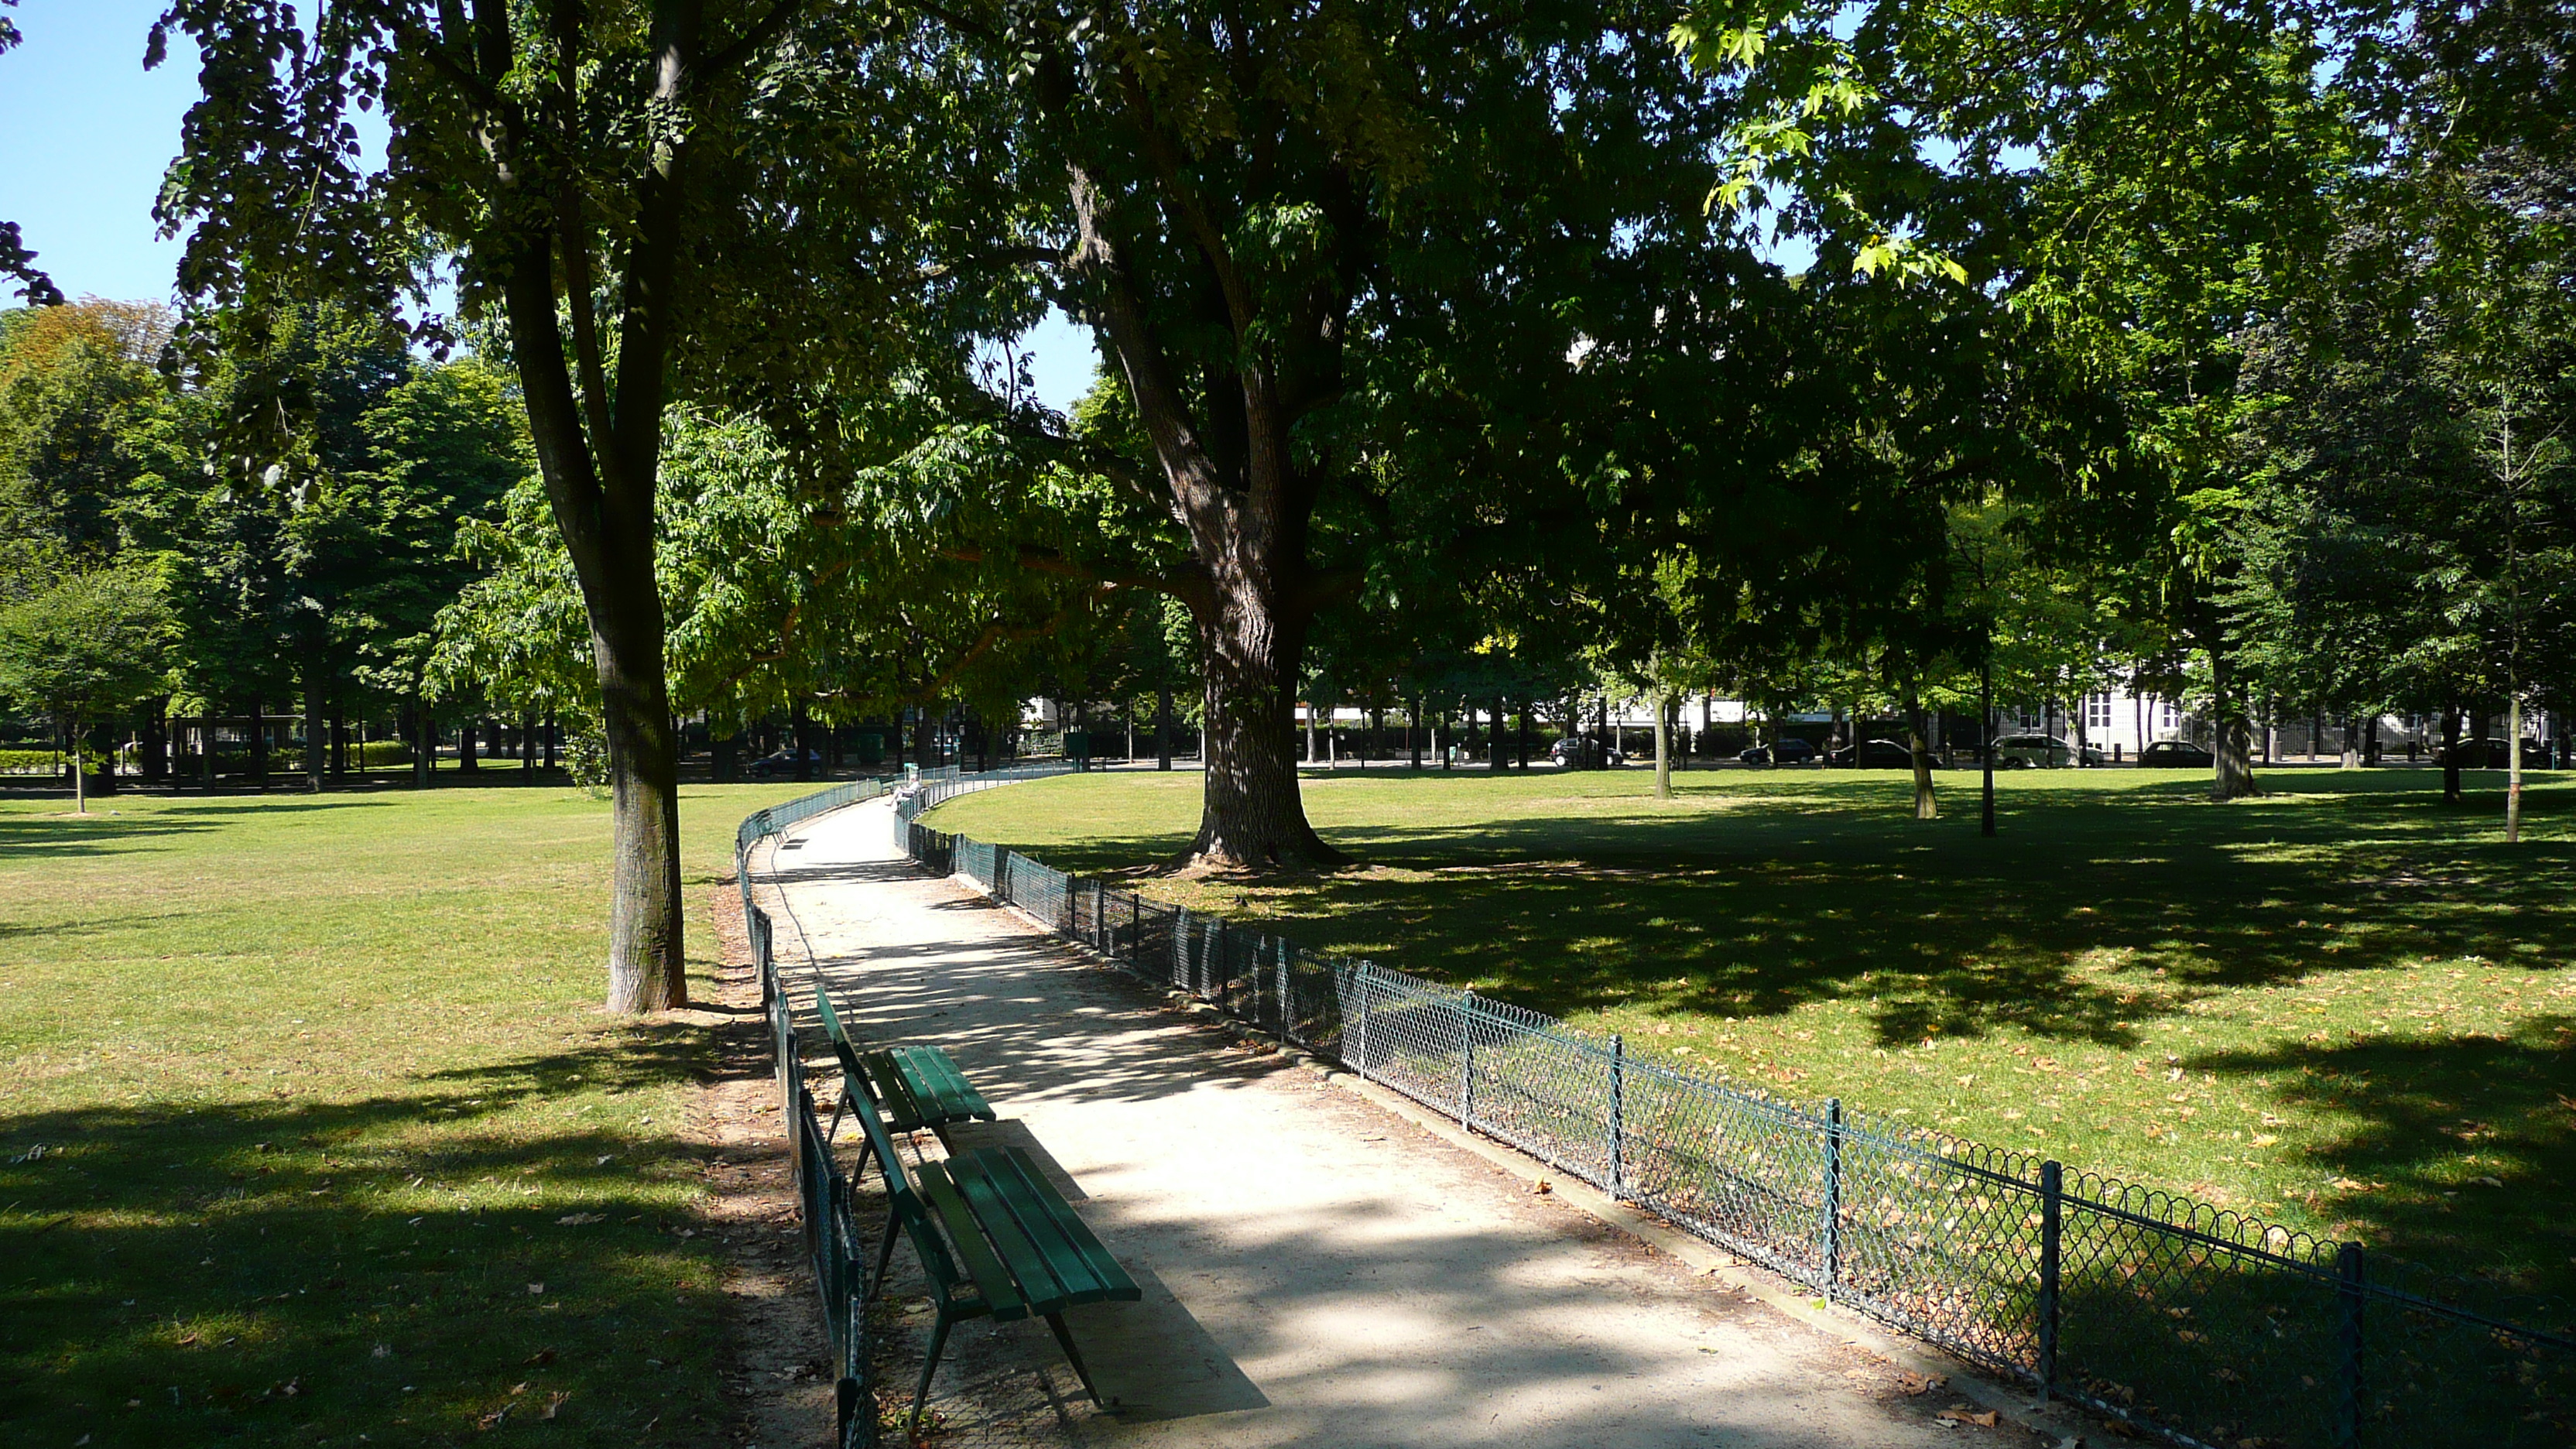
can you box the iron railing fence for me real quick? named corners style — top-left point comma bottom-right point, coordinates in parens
top-left (885, 793), bottom-right (2576, 1449)
top-left (745, 895), bottom-right (878, 1449)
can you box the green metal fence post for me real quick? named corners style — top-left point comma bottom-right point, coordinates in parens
top-left (2039, 1160), bottom-right (2061, 1402)
top-left (1609, 1033), bottom-right (1626, 1197)
top-left (1276, 937), bottom-right (1292, 1046)
top-left (1460, 988), bottom-right (1478, 1129)
top-left (1355, 963), bottom-right (1372, 1077)
top-left (2334, 1242), bottom-right (2365, 1449)
top-left (1823, 1098), bottom-right (1843, 1302)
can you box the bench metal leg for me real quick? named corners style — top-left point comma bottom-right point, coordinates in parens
top-left (907, 1310), bottom-right (956, 1434)
top-left (868, 1204), bottom-right (902, 1300)
top-left (1044, 1312), bottom-right (1109, 1410)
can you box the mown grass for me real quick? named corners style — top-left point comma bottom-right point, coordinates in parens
top-left (0, 780), bottom-right (814, 1447)
top-left (924, 764), bottom-right (2576, 1300)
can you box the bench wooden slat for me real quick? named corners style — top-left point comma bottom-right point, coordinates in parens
top-left (862, 1053), bottom-right (930, 1132)
top-left (983, 1149), bottom-right (1136, 1303)
top-left (894, 1044), bottom-right (996, 1122)
top-left (947, 1152), bottom-right (1085, 1312)
top-left (913, 1160), bottom-right (1031, 1322)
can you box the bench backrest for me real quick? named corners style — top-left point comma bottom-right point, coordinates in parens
top-left (848, 1078), bottom-right (965, 1290)
top-left (810, 977), bottom-right (868, 1081)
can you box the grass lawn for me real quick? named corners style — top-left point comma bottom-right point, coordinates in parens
top-left (924, 764), bottom-right (2576, 1300)
top-left (0, 779), bottom-right (816, 1447)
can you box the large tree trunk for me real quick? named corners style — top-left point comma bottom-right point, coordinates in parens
top-left (1186, 577), bottom-right (1339, 865)
top-left (2209, 647), bottom-right (2258, 800)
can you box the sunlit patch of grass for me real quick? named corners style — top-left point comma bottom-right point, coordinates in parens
top-left (0, 780), bottom-right (815, 1445)
top-left (929, 765), bottom-right (2576, 1296)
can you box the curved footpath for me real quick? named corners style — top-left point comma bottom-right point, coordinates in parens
top-left (755, 795), bottom-right (2039, 1449)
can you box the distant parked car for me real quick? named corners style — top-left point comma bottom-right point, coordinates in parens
top-left (2441, 738), bottom-right (2546, 769)
top-left (743, 747), bottom-right (825, 779)
top-left (1739, 737), bottom-right (1818, 766)
top-left (2136, 739), bottom-right (2216, 768)
top-left (1989, 732), bottom-right (2106, 769)
top-left (1549, 737), bottom-right (1626, 767)
top-left (1825, 738), bottom-right (1923, 769)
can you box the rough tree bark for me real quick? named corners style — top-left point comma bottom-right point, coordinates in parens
top-left (1906, 690), bottom-right (1937, 821)
top-left (2208, 646), bottom-right (2258, 800)
top-left (1653, 691), bottom-right (1673, 799)
top-left (1054, 87), bottom-right (1369, 868)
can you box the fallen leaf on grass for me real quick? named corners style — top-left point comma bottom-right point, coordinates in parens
top-left (1935, 1406), bottom-right (2000, 1428)
top-left (556, 1213), bottom-right (605, 1225)
top-left (540, 1391), bottom-right (569, 1420)
top-left (526, 1283), bottom-right (546, 1295)
top-left (525, 1348), bottom-right (557, 1366)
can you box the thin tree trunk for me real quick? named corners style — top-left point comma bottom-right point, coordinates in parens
top-left (414, 701), bottom-right (434, 787)
top-left (1409, 692), bottom-right (1423, 769)
top-left (142, 697), bottom-right (169, 782)
top-left (2507, 696), bottom-right (2525, 843)
top-left (1156, 684), bottom-right (1173, 771)
top-left (1980, 651), bottom-right (1996, 836)
top-left (1488, 696), bottom-right (1507, 773)
top-left (2442, 705), bottom-right (2464, 803)
top-left (248, 696), bottom-right (268, 790)
top-left (303, 666), bottom-right (327, 792)
top-left (1653, 690), bottom-right (1673, 799)
top-left (69, 715), bottom-right (87, 814)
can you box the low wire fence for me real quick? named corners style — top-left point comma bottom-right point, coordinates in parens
top-left (889, 782), bottom-right (2576, 1449)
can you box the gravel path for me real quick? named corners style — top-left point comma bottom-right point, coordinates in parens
top-left (757, 795), bottom-right (2033, 1449)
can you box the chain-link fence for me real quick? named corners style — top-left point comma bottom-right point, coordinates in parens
top-left (886, 786), bottom-right (2576, 1449)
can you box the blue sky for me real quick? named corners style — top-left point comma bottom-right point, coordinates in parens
top-left (0, 2), bottom-right (203, 306)
top-left (0, 0), bottom-right (1102, 413)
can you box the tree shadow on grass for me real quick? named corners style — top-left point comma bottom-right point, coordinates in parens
top-left (0, 1032), bottom-right (753, 1447)
top-left (1100, 775), bottom-right (2576, 1046)
top-left (0, 812), bottom-right (223, 863)
top-left (2187, 1018), bottom-right (2576, 1293)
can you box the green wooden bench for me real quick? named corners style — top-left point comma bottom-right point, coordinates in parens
top-left (811, 981), bottom-right (995, 1180)
top-left (849, 1084), bottom-right (1141, 1429)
